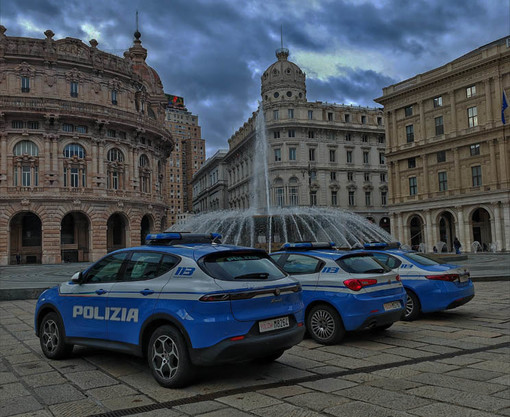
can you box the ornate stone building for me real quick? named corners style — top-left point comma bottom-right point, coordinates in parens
top-left (211, 47), bottom-right (389, 229)
top-left (192, 149), bottom-right (229, 213)
top-left (0, 26), bottom-right (173, 265)
top-left (376, 37), bottom-right (510, 252)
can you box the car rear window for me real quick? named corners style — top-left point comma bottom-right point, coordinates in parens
top-left (404, 252), bottom-right (447, 266)
top-left (336, 255), bottom-right (391, 274)
top-left (199, 250), bottom-right (287, 281)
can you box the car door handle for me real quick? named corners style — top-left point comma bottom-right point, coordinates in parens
top-left (95, 289), bottom-right (107, 295)
top-left (140, 289), bottom-right (154, 296)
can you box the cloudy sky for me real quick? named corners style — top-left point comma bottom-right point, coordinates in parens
top-left (2, 0), bottom-right (508, 157)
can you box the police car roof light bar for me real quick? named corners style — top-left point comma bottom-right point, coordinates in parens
top-left (145, 232), bottom-right (222, 245)
top-left (363, 241), bottom-right (401, 250)
top-left (281, 241), bottom-right (336, 251)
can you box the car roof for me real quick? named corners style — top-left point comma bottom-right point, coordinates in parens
top-left (272, 249), bottom-right (354, 260)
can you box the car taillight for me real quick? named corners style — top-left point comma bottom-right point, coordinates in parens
top-left (343, 278), bottom-right (378, 291)
top-left (199, 293), bottom-right (230, 302)
top-left (425, 274), bottom-right (459, 282)
top-left (395, 275), bottom-right (401, 282)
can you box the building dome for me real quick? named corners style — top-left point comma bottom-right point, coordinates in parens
top-left (261, 47), bottom-right (306, 104)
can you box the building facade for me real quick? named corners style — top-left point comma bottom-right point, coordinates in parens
top-left (0, 26), bottom-right (173, 265)
top-left (376, 37), bottom-right (510, 252)
top-left (213, 47), bottom-right (389, 229)
top-left (192, 149), bottom-right (229, 213)
top-left (164, 95), bottom-right (205, 226)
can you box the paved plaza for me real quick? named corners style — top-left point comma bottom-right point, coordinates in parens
top-left (0, 279), bottom-right (509, 417)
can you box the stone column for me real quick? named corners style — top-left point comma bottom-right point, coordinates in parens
top-left (485, 79), bottom-right (493, 122)
top-left (493, 203), bottom-right (503, 252)
top-left (419, 100), bottom-right (425, 141)
top-left (0, 134), bottom-right (6, 177)
top-left (393, 161), bottom-right (401, 203)
top-left (488, 139), bottom-right (498, 186)
top-left (390, 212), bottom-right (397, 237)
top-left (449, 90), bottom-right (457, 133)
top-left (52, 138), bottom-right (58, 174)
top-left (499, 134), bottom-right (509, 189)
top-left (391, 111), bottom-right (397, 147)
top-left (453, 147), bottom-right (461, 192)
top-left (502, 202), bottom-right (510, 251)
top-left (44, 136), bottom-right (51, 175)
top-left (422, 153), bottom-right (429, 198)
top-left (397, 212), bottom-right (404, 245)
top-left (424, 210), bottom-right (433, 252)
top-left (456, 207), bottom-right (466, 252)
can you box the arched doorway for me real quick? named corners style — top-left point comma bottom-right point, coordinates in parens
top-left (141, 215), bottom-right (153, 245)
top-left (107, 213), bottom-right (128, 253)
top-left (409, 216), bottom-right (424, 250)
top-left (61, 212), bottom-right (90, 262)
top-left (9, 212), bottom-right (42, 264)
top-left (472, 208), bottom-right (492, 251)
top-left (438, 211), bottom-right (455, 252)
top-left (379, 217), bottom-right (391, 234)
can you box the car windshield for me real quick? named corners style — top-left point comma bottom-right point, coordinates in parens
top-left (199, 250), bottom-right (287, 281)
top-left (404, 252), bottom-right (447, 266)
top-left (337, 254), bottom-right (391, 274)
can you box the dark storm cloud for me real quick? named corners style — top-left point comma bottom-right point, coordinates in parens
top-left (2, 0), bottom-right (507, 155)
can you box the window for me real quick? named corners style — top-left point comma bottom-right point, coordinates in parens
top-left (328, 112), bottom-right (333, 121)
top-left (64, 143), bottom-right (85, 158)
top-left (437, 150), bottom-right (446, 163)
top-left (468, 107), bottom-right (478, 128)
top-left (139, 154), bottom-right (151, 193)
top-left (289, 147), bottom-right (296, 161)
top-left (363, 151), bottom-right (369, 164)
top-left (408, 157), bottom-right (416, 168)
top-left (84, 253), bottom-right (129, 283)
top-left (347, 172), bottom-right (354, 181)
top-left (107, 148), bottom-right (125, 190)
top-left (14, 140), bottom-right (39, 156)
top-left (345, 133), bottom-right (352, 141)
top-left (288, 130), bottom-right (295, 138)
top-left (435, 116), bottom-right (444, 135)
top-left (331, 190), bottom-right (338, 206)
top-left (70, 81), bottom-right (78, 97)
top-left (309, 148), bottom-right (315, 161)
top-left (308, 131), bottom-right (315, 139)
top-left (289, 186), bottom-right (298, 205)
top-left (275, 187), bottom-right (284, 206)
top-left (364, 172), bottom-right (370, 182)
top-left (344, 114), bottom-right (350, 123)
top-left (348, 191), bottom-right (355, 206)
top-left (378, 135), bottom-right (385, 144)
top-left (309, 191), bottom-right (317, 206)
top-left (21, 76), bottom-right (30, 93)
top-left (308, 110), bottom-right (313, 120)
top-left (466, 85), bottom-right (476, 98)
top-left (379, 152), bottom-right (385, 165)
top-left (12, 120), bottom-right (24, 129)
top-left (111, 90), bottom-right (118, 105)
top-left (470, 143), bottom-right (480, 156)
top-left (365, 191), bottom-right (371, 206)
top-left (274, 148), bottom-right (281, 162)
top-left (288, 109), bottom-right (294, 119)
top-left (273, 110), bottom-right (279, 120)
top-left (329, 149), bottom-right (336, 162)
top-left (13, 141), bottom-right (39, 187)
top-left (433, 96), bottom-right (443, 107)
top-left (409, 177), bottom-right (417, 195)
top-left (471, 165), bottom-right (482, 187)
top-left (347, 150), bottom-right (353, 163)
top-left (27, 121), bottom-right (39, 129)
top-left (380, 173), bottom-right (386, 182)
top-left (406, 125), bottom-right (414, 142)
top-left (62, 123), bottom-right (74, 132)
top-left (361, 115), bottom-right (367, 124)
top-left (438, 171), bottom-right (447, 191)
top-left (404, 105), bottom-right (413, 117)
top-left (63, 144), bottom-right (86, 188)
top-left (278, 254), bottom-right (322, 275)
top-left (310, 170), bottom-right (317, 181)
top-left (381, 191), bottom-right (387, 206)
top-left (330, 171), bottom-right (336, 180)
top-left (361, 134), bottom-right (368, 142)
top-left (107, 129), bottom-right (116, 138)
top-left (377, 117), bottom-right (383, 126)
top-left (76, 125), bottom-right (88, 133)
top-left (273, 131), bottom-right (280, 139)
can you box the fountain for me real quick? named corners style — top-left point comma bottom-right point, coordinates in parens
top-left (170, 104), bottom-right (395, 251)
top-left (471, 241), bottom-right (483, 253)
top-left (435, 241), bottom-right (446, 253)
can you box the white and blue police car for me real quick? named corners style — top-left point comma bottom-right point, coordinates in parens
top-left (270, 242), bottom-right (406, 345)
top-left (362, 242), bottom-right (474, 320)
top-left (35, 233), bottom-right (305, 388)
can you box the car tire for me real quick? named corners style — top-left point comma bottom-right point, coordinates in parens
top-left (307, 304), bottom-right (345, 345)
top-left (148, 325), bottom-right (195, 388)
top-left (404, 289), bottom-right (421, 321)
top-left (254, 349), bottom-right (285, 363)
top-left (39, 312), bottom-right (73, 359)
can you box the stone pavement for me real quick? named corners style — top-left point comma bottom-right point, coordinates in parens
top-left (1, 281), bottom-right (509, 417)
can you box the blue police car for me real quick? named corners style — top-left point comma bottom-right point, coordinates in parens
top-left (362, 243), bottom-right (474, 321)
top-left (270, 242), bottom-right (406, 345)
top-left (35, 233), bottom-right (305, 388)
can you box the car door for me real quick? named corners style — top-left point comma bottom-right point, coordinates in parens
top-left (107, 251), bottom-right (179, 345)
top-left (58, 252), bottom-right (128, 340)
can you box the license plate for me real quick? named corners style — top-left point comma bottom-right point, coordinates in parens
top-left (259, 316), bottom-right (290, 333)
top-left (383, 301), bottom-right (401, 311)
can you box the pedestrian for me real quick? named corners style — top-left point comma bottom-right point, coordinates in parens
top-left (16, 253), bottom-right (21, 264)
top-left (433, 246), bottom-right (437, 253)
top-left (453, 237), bottom-right (462, 254)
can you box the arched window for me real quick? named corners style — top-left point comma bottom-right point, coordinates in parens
top-left (289, 177), bottom-right (299, 206)
top-left (63, 143), bottom-right (86, 188)
top-left (13, 140), bottom-right (39, 187)
top-left (106, 148), bottom-right (125, 190)
top-left (139, 154), bottom-right (151, 193)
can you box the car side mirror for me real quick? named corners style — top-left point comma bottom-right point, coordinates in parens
top-left (71, 271), bottom-right (83, 284)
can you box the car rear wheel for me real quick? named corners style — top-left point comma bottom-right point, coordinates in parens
top-left (404, 289), bottom-right (421, 321)
top-left (148, 325), bottom-right (195, 388)
top-left (39, 312), bottom-right (73, 359)
top-left (307, 304), bottom-right (345, 345)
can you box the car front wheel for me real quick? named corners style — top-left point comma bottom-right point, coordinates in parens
top-left (307, 304), bottom-right (345, 345)
top-left (39, 312), bottom-right (73, 359)
top-left (148, 325), bottom-right (195, 388)
top-left (404, 289), bottom-right (421, 321)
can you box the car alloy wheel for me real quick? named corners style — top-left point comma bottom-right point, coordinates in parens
top-left (307, 304), bottom-right (345, 345)
top-left (151, 334), bottom-right (180, 381)
top-left (39, 312), bottom-right (73, 359)
top-left (403, 289), bottom-right (421, 321)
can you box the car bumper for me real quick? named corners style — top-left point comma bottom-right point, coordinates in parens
top-left (356, 309), bottom-right (404, 330)
top-left (417, 280), bottom-right (475, 313)
top-left (189, 322), bottom-right (305, 366)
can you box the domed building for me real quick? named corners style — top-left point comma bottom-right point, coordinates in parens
top-left (0, 26), bottom-right (173, 265)
top-left (196, 45), bottom-right (389, 231)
